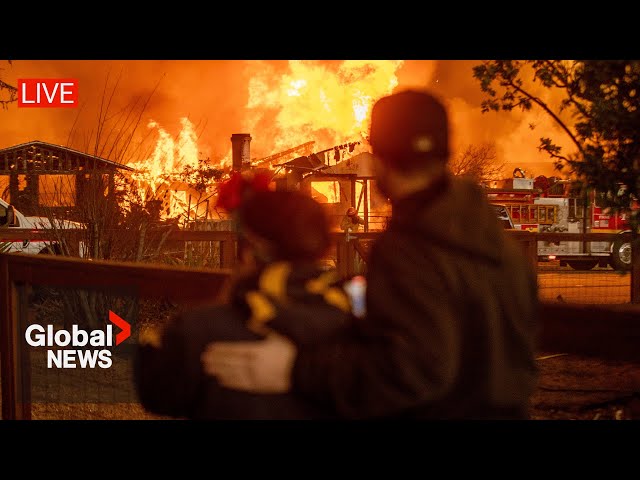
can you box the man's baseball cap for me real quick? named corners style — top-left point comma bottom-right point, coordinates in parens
top-left (369, 90), bottom-right (450, 168)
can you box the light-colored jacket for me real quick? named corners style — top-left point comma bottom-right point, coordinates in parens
top-left (340, 214), bottom-right (363, 232)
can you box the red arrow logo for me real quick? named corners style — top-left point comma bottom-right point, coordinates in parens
top-left (109, 310), bottom-right (131, 346)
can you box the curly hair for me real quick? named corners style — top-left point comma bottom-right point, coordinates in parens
top-left (238, 190), bottom-right (331, 262)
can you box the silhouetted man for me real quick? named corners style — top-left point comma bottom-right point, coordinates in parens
top-left (202, 90), bottom-right (539, 420)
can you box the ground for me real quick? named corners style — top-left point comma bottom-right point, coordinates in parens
top-left (0, 352), bottom-right (631, 420)
top-left (3, 296), bottom-right (639, 420)
top-left (530, 352), bottom-right (640, 420)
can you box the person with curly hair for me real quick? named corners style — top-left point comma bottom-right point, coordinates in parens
top-left (134, 173), bottom-right (355, 419)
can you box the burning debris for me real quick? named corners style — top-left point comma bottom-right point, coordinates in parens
top-left (119, 60), bottom-right (404, 224)
top-left (124, 118), bottom-right (224, 224)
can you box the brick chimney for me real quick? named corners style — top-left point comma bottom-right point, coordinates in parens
top-left (230, 133), bottom-right (252, 172)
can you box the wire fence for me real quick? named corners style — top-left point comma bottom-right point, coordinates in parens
top-left (2, 227), bottom-right (637, 306)
top-left (2, 229), bottom-right (640, 420)
top-left (328, 230), bottom-right (637, 305)
top-left (536, 261), bottom-right (631, 304)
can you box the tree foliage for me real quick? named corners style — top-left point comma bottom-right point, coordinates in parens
top-left (179, 158), bottom-right (225, 194)
top-left (473, 60), bottom-right (640, 228)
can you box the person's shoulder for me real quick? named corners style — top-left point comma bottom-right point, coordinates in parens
top-left (372, 227), bottom-right (413, 248)
top-left (448, 175), bottom-right (489, 200)
top-left (175, 302), bottom-right (236, 320)
top-left (171, 303), bottom-right (254, 339)
top-left (369, 228), bottom-right (433, 268)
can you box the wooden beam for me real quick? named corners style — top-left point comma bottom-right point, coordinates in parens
top-left (2, 253), bottom-right (232, 304)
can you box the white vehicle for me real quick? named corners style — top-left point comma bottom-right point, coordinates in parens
top-left (495, 185), bottom-right (634, 271)
top-left (0, 198), bottom-right (84, 255)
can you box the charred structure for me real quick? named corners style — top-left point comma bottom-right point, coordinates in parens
top-left (0, 140), bottom-right (133, 220)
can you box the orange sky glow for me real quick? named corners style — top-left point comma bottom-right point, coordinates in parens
top-left (0, 60), bottom-right (576, 180)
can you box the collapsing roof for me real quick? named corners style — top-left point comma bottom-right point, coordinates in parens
top-left (0, 140), bottom-right (135, 172)
top-left (275, 153), bottom-right (326, 171)
top-left (319, 152), bottom-right (376, 178)
top-left (274, 151), bottom-right (377, 179)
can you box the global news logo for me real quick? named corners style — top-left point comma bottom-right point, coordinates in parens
top-left (24, 311), bottom-right (130, 369)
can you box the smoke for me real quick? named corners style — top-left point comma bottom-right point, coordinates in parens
top-left (396, 60), bottom-right (576, 177)
top-left (0, 59), bottom-right (577, 177)
top-left (0, 60), bottom-right (250, 163)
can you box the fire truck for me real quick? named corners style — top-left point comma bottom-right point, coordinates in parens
top-left (486, 174), bottom-right (634, 271)
top-left (0, 197), bottom-right (82, 255)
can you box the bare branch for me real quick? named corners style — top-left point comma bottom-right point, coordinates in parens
top-left (0, 76), bottom-right (18, 109)
top-left (501, 74), bottom-right (585, 157)
top-left (449, 143), bottom-right (505, 185)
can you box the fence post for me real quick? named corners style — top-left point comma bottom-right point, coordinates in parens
top-left (509, 231), bottom-right (538, 270)
top-left (335, 235), bottom-right (349, 278)
top-left (0, 254), bottom-right (13, 419)
top-left (0, 255), bottom-right (30, 419)
top-left (220, 235), bottom-right (237, 269)
top-left (631, 234), bottom-right (640, 304)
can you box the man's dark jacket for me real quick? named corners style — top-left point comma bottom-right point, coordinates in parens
top-left (134, 262), bottom-right (351, 419)
top-left (293, 173), bottom-right (539, 419)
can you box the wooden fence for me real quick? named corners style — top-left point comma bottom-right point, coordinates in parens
top-left (2, 228), bottom-right (640, 419)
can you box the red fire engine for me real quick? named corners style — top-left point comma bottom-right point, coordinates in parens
top-left (485, 173), bottom-right (634, 271)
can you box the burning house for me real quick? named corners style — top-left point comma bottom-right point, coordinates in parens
top-left (0, 140), bottom-right (133, 220)
top-left (263, 146), bottom-right (390, 232)
top-left (300, 151), bottom-right (390, 231)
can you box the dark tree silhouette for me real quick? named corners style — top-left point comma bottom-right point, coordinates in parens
top-left (448, 143), bottom-right (504, 186)
top-left (0, 60), bottom-right (17, 109)
top-left (473, 60), bottom-right (640, 228)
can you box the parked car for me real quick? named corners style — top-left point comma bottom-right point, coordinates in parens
top-left (0, 198), bottom-right (84, 255)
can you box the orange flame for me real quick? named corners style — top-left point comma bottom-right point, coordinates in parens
top-left (126, 60), bottom-right (405, 220)
top-left (243, 60), bottom-right (404, 162)
top-left (310, 180), bottom-right (341, 204)
top-left (126, 117), bottom-right (211, 221)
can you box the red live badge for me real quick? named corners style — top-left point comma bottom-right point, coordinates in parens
top-left (18, 78), bottom-right (78, 108)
